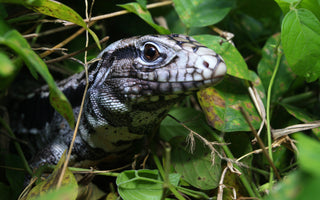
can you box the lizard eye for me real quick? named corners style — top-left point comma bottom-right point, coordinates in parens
top-left (143, 43), bottom-right (160, 62)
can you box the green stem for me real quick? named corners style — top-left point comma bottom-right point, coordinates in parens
top-left (207, 127), bottom-right (261, 198)
top-left (153, 154), bottom-right (185, 200)
top-left (266, 48), bottom-right (282, 188)
top-left (281, 91), bottom-right (315, 104)
top-left (0, 117), bottom-right (32, 175)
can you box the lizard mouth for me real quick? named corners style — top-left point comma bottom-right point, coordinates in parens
top-left (119, 58), bottom-right (227, 102)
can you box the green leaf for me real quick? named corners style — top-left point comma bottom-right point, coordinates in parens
top-left (275, 0), bottom-right (320, 20)
top-left (0, 0), bottom-right (42, 6)
top-left (172, 0), bottom-right (235, 27)
top-left (281, 8), bottom-right (320, 82)
top-left (274, 0), bottom-right (300, 14)
top-left (193, 35), bottom-right (253, 81)
top-left (257, 33), bottom-right (296, 103)
top-left (160, 108), bottom-right (221, 190)
top-left (171, 137), bottom-right (221, 190)
top-left (281, 103), bottom-right (320, 137)
top-left (160, 108), bottom-right (209, 141)
top-left (1, 0), bottom-right (101, 49)
top-left (116, 169), bottom-right (179, 200)
top-left (118, 2), bottom-right (170, 34)
top-left (295, 134), bottom-right (320, 176)
top-left (0, 51), bottom-right (17, 90)
top-left (0, 19), bottom-right (75, 129)
top-left (264, 170), bottom-right (320, 200)
top-left (26, 152), bottom-right (78, 200)
top-left (198, 72), bottom-right (263, 132)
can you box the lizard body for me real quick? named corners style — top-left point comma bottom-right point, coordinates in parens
top-left (15, 34), bottom-right (227, 168)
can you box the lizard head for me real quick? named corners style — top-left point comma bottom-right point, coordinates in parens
top-left (89, 34), bottom-right (227, 103)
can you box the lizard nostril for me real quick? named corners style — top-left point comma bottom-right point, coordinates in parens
top-left (203, 61), bottom-right (209, 68)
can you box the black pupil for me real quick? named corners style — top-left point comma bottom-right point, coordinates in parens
top-left (144, 44), bottom-right (159, 61)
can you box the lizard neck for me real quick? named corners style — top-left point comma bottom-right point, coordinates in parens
top-left (78, 84), bottom-right (182, 153)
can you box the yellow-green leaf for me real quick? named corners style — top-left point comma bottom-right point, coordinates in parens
top-left (26, 152), bottom-right (78, 200)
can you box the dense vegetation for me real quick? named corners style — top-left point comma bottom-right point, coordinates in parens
top-left (1, 0), bottom-right (320, 199)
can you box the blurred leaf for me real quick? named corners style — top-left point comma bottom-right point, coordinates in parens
top-left (264, 170), bottom-right (320, 200)
top-left (0, 51), bottom-right (17, 90)
top-left (4, 154), bottom-right (25, 199)
top-left (281, 8), bottom-right (320, 82)
top-left (116, 169), bottom-right (180, 200)
top-left (119, 2), bottom-right (170, 34)
top-left (198, 72), bottom-right (262, 132)
top-left (0, 19), bottom-right (75, 129)
top-left (275, 0), bottom-right (320, 20)
top-left (257, 33), bottom-right (296, 103)
top-left (295, 134), bottom-right (320, 176)
top-left (274, 0), bottom-right (300, 15)
top-left (0, 0), bottom-right (42, 6)
top-left (172, 0), bottom-right (235, 27)
top-left (26, 152), bottom-right (78, 200)
top-left (281, 103), bottom-right (320, 137)
top-left (1, 0), bottom-right (101, 49)
top-left (193, 35), bottom-right (253, 81)
top-left (135, 0), bottom-right (147, 9)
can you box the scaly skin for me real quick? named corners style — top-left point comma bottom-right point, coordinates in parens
top-left (16, 34), bottom-right (227, 168)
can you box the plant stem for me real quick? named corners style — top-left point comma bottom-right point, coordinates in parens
top-left (266, 47), bottom-right (282, 189)
top-left (207, 127), bottom-right (261, 198)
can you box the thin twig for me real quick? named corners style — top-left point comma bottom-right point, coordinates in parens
top-left (63, 1), bottom-right (173, 26)
top-left (239, 107), bottom-right (281, 180)
top-left (168, 114), bottom-right (223, 164)
top-left (56, 0), bottom-right (93, 188)
top-left (39, 25), bottom-right (88, 58)
top-left (45, 36), bottom-right (109, 64)
top-left (23, 25), bottom-right (77, 39)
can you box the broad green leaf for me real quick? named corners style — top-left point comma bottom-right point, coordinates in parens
top-left (160, 108), bottom-right (210, 142)
top-left (118, 2), bottom-right (170, 34)
top-left (274, 0), bottom-right (300, 14)
top-left (193, 35), bottom-right (253, 81)
top-left (171, 137), bottom-right (221, 190)
top-left (160, 108), bottom-right (221, 190)
top-left (281, 103), bottom-right (320, 137)
top-left (264, 170), bottom-right (320, 200)
top-left (0, 19), bottom-right (75, 129)
top-left (26, 152), bottom-right (78, 200)
top-left (281, 8), bottom-right (320, 82)
top-left (116, 169), bottom-right (180, 200)
top-left (275, 0), bottom-right (320, 20)
top-left (136, 0), bottom-right (147, 9)
top-left (198, 72), bottom-right (262, 132)
top-left (1, 0), bottom-right (101, 49)
top-left (172, 0), bottom-right (235, 27)
top-left (295, 134), bottom-right (320, 176)
top-left (257, 33), bottom-right (296, 103)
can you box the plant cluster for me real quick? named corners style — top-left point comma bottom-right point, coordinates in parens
top-left (0, 0), bottom-right (320, 199)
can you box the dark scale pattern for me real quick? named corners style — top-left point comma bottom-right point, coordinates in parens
top-left (15, 34), bottom-right (227, 168)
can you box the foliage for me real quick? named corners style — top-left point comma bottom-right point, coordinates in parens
top-left (0, 0), bottom-right (320, 199)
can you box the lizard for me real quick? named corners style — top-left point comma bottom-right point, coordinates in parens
top-left (13, 34), bottom-right (227, 169)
